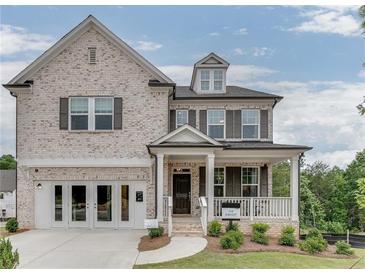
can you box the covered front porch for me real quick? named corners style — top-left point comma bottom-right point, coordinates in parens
top-left (148, 125), bottom-right (310, 236)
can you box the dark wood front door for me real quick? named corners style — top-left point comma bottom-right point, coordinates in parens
top-left (173, 174), bottom-right (191, 214)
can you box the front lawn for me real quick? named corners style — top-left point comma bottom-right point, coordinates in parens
top-left (134, 249), bottom-right (365, 269)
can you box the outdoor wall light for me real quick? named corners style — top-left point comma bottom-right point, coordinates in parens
top-left (36, 183), bottom-right (42, 189)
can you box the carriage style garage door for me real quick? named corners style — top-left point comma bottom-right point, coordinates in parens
top-left (34, 181), bottom-right (146, 229)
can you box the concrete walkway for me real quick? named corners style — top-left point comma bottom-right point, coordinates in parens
top-left (135, 236), bottom-right (207, 265)
top-left (9, 229), bottom-right (145, 269)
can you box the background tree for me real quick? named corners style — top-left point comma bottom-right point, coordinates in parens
top-left (272, 161), bottom-right (290, 196)
top-left (355, 178), bottom-right (365, 231)
top-left (0, 155), bottom-right (16, 170)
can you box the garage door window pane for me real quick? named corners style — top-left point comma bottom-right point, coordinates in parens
top-left (55, 185), bottom-right (62, 221)
top-left (121, 185), bottom-right (129, 221)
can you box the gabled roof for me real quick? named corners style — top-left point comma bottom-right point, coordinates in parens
top-left (174, 86), bottom-right (283, 101)
top-left (7, 15), bottom-right (174, 85)
top-left (149, 124), bottom-right (223, 147)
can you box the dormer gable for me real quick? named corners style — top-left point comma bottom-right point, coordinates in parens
top-left (190, 52), bottom-right (229, 94)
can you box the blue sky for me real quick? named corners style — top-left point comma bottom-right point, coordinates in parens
top-left (0, 5), bottom-right (364, 167)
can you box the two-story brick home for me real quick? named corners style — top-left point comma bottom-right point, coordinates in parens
top-left (3, 15), bottom-right (311, 237)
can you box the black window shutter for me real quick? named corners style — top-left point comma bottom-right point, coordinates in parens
top-left (226, 167), bottom-right (241, 197)
top-left (260, 109), bottom-right (269, 139)
top-left (59, 98), bottom-right (69, 130)
top-left (233, 110), bottom-right (242, 139)
top-left (188, 109), bottom-right (196, 128)
top-left (114, 98), bottom-right (123, 130)
top-left (199, 110), bottom-right (207, 134)
top-left (260, 166), bottom-right (268, 197)
top-left (169, 110), bottom-right (176, 131)
top-left (199, 166), bottom-right (206, 197)
top-left (226, 110), bottom-right (233, 138)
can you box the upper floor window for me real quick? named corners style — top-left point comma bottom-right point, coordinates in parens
top-left (70, 97), bottom-right (113, 131)
top-left (207, 109), bottom-right (225, 139)
top-left (214, 167), bottom-right (225, 197)
top-left (200, 70), bottom-right (210, 91)
top-left (176, 109), bottom-right (188, 128)
top-left (241, 167), bottom-right (259, 197)
top-left (214, 70), bottom-right (223, 91)
top-left (242, 109), bottom-right (260, 139)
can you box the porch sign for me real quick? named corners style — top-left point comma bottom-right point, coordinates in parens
top-left (144, 219), bottom-right (158, 229)
top-left (221, 202), bottom-right (240, 220)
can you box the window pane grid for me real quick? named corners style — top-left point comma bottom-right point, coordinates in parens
top-left (208, 110), bottom-right (225, 139)
top-left (242, 109), bottom-right (259, 139)
top-left (176, 110), bottom-right (188, 127)
top-left (214, 167), bottom-right (224, 197)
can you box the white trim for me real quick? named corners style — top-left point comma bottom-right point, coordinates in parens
top-left (150, 124), bottom-right (222, 146)
top-left (8, 15), bottom-right (173, 85)
top-left (175, 109), bottom-right (189, 128)
top-left (207, 109), bottom-right (226, 140)
top-left (18, 158), bottom-right (153, 167)
top-left (213, 166), bottom-right (225, 198)
top-left (241, 166), bottom-right (260, 197)
top-left (241, 108), bottom-right (260, 140)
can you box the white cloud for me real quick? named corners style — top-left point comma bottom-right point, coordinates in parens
top-left (233, 48), bottom-right (245, 56)
top-left (0, 61), bottom-right (30, 156)
top-left (252, 47), bottom-right (274, 57)
top-left (247, 80), bottom-right (365, 168)
top-left (234, 28), bottom-right (248, 35)
top-left (135, 40), bottom-right (162, 51)
top-left (158, 64), bottom-right (276, 86)
top-left (357, 69), bottom-right (365, 79)
top-left (0, 24), bottom-right (53, 56)
top-left (288, 6), bottom-right (361, 37)
top-left (209, 32), bottom-right (220, 36)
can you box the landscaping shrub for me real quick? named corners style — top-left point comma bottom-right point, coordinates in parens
top-left (335, 240), bottom-right (354, 256)
top-left (324, 222), bottom-right (346, 234)
top-left (225, 221), bottom-right (239, 232)
top-left (219, 231), bottom-right (243, 250)
top-left (251, 223), bottom-right (270, 245)
top-left (278, 225), bottom-right (296, 246)
top-left (208, 220), bottom-right (222, 237)
top-left (0, 238), bottom-right (19, 269)
top-left (299, 228), bottom-right (328, 254)
top-left (148, 226), bottom-right (164, 238)
top-left (5, 218), bottom-right (18, 233)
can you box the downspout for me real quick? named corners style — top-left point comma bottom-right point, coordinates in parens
top-left (147, 145), bottom-right (158, 219)
top-left (298, 152), bottom-right (304, 236)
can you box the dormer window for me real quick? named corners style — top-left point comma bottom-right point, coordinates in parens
top-left (200, 69), bottom-right (224, 92)
top-left (201, 70), bottom-right (210, 91)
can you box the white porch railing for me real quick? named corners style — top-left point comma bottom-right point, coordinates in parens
top-left (214, 197), bottom-right (292, 220)
top-left (162, 196), bottom-right (173, 236)
top-left (198, 197), bottom-right (208, 236)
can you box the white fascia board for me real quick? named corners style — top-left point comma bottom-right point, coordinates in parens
top-left (215, 149), bottom-right (304, 159)
top-left (18, 158), bottom-right (153, 168)
top-left (148, 146), bottom-right (222, 156)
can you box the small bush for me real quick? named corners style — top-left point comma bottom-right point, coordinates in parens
top-left (0, 238), bottom-right (19, 269)
top-left (226, 230), bottom-right (244, 245)
top-left (148, 226), bottom-right (164, 238)
top-left (252, 231), bottom-right (269, 245)
top-left (299, 237), bottom-right (328, 254)
top-left (306, 228), bottom-right (322, 239)
top-left (5, 218), bottom-right (18, 233)
top-left (225, 221), bottom-right (239, 232)
top-left (251, 223), bottom-right (270, 233)
top-left (335, 240), bottom-right (354, 256)
top-left (278, 225), bottom-right (296, 246)
top-left (208, 220), bottom-right (222, 237)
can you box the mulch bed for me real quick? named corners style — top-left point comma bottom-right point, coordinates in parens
top-left (138, 234), bottom-right (171, 252)
top-left (0, 228), bottom-right (29, 238)
top-left (205, 235), bottom-right (357, 259)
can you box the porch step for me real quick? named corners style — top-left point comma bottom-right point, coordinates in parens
top-left (172, 217), bottom-right (204, 237)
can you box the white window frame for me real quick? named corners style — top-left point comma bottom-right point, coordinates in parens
top-left (207, 109), bottom-right (225, 140)
top-left (241, 166), bottom-right (260, 197)
top-left (69, 97), bottom-right (114, 131)
top-left (214, 166), bottom-right (225, 198)
top-left (199, 69), bottom-right (225, 92)
top-left (242, 109), bottom-right (260, 140)
top-left (175, 109), bottom-right (189, 128)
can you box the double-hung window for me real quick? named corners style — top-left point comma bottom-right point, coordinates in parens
top-left (70, 97), bottom-right (113, 131)
top-left (176, 109), bottom-right (188, 128)
top-left (242, 109), bottom-right (260, 139)
top-left (214, 70), bottom-right (223, 91)
top-left (207, 109), bottom-right (225, 139)
top-left (214, 167), bottom-right (225, 197)
top-left (200, 70), bottom-right (210, 91)
top-left (241, 167), bottom-right (259, 197)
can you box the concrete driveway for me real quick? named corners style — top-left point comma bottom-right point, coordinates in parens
top-left (9, 229), bottom-right (146, 269)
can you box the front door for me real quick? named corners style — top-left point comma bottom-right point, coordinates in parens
top-left (173, 174), bottom-right (191, 214)
top-left (69, 183), bottom-right (90, 228)
top-left (94, 183), bottom-right (114, 228)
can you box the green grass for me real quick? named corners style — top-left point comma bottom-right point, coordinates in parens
top-left (135, 249), bottom-right (365, 269)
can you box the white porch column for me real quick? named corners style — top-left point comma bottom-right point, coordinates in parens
top-left (290, 155), bottom-right (300, 221)
top-left (157, 153), bottom-right (164, 222)
top-left (206, 154), bottom-right (215, 221)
